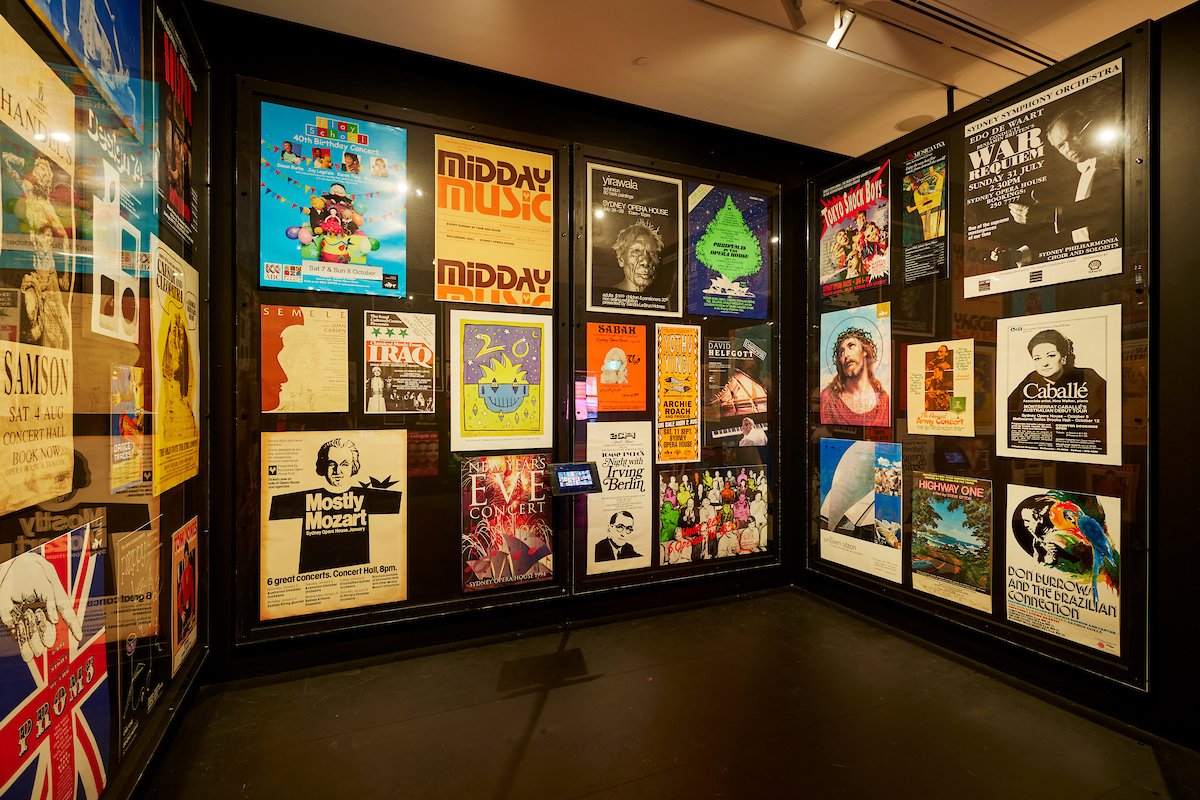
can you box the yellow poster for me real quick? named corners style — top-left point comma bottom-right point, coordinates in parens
top-left (150, 235), bottom-right (200, 495)
top-left (434, 135), bottom-right (553, 308)
top-left (655, 323), bottom-right (700, 464)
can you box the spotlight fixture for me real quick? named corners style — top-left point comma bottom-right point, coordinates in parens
top-left (827, 3), bottom-right (856, 50)
top-left (780, 0), bottom-right (806, 30)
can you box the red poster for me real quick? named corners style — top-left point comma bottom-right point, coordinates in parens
top-left (460, 454), bottom-right (553, 593)
top-left (586, 323), bottom-right (647, 412)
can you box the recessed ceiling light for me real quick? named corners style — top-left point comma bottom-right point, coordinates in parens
top-left (632, 56), bottom-right (649, 66)
top-left (895, 114), bottom-right (936, 132)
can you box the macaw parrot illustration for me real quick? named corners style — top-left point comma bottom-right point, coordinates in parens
top-left (1048, 497), bottom-right (1117, 604)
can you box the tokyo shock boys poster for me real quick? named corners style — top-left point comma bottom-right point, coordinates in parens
top-left (818, 161), bottom-right (890, 298)
top-left (460, 454), bottom-right (553, 592)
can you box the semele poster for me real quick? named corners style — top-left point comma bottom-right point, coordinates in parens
top-left (364, 310), bottom-right (435, 414)
top-left (460, 453), bottom-right (553, 592)
top-left (655, 323), bottom-right (700, 464)
top-left (910, 472), bottom-right (992, 612)
top-left (817, 161), bottom-right (890, 297)
top-left (260, 305), bottom-right (349, 414)
top-left (586, 422), bottom-right (652, 575)
top-left (150, 235), bottom-right (200, 495)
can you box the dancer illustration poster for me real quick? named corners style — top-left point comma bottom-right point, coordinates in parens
top-left (655, 323), bottom-right (701, 464)
top-left (170, 517), bottom-right (199, 676)
top-left (461, 454), bottom-right (553, 592)
top-left (818, 161), bottom-right (890, 297)
top-left (818, 303), bottom-right (892, 428)
top-left (686, 183), bottom-right (769, 318)
top-left (586, 422), bottom-right (652, 575)
top-left (901, 140), bottom-right (948, 284)
top-left (911, 473), bottom-right (992, 612)
top-left (150, 236), bottom-right (200, 495)
top-left (260, 305), bottom-right (348, 413)
top-left (364, 310), bottom-right (435, 414)
top-left (906, 339), bottom-right (975, 436)
top-left (818, 439), bottom-right (903, 583)
top-left (585, 322), bottom-right (647, 412)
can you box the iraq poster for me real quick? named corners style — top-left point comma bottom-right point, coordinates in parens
top-left (906, 339), bottom-right (975, 437)
top-left (260, 305), bottom-right (349, 413)
top-left (911, 473), bottom-right (992, 612)
top-left (151, 236), bottom-right (200, 495)
top-left (586, 422), bottom-right (652, 575)
top-left (170, 516), bottom-right (199, 676)
top-left (964, 59), bottom-right (1124, 297)
top-left (1006, 485), bottom-right (1120, 654)
top-left (997, 305), bottom-right (1121, 465)
top-left (655, 323), bottom-right (701, 464)
top-left (585, 322), bottom-right (647, 412)
top-left (818, 161), bottom-right (890, 297)
top-left (818, 439), bottom-right (903, 584)
top-left (450, 309), bottom-right (552, 451)
top-left (586, 163), bottom-right (682, 317)
top-left (901, 141), bottom-right (948, 284)
top-left (155, 4), bottom-right (199, 247)
top-left (657, 465), bottom-right (770, 565)
top-left (460, 453), bottom-right (553, 592)
top-left (260, 430), bottom-right (408, 621)
top-left (818, 303), bottom-right (892, 428)
top-left (364, 310), bottom-right (435, 414)
top-left (259, 101), bottom-right (407, 297)
top-left (704, 324), bottom-right (771, 448)
top-left (434, 135), bottom-right (553, 307)
top-left (686, 183), bottom-right (769, 318)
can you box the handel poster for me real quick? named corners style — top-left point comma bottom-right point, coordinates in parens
top-left (260, 304), bottom-right (349, 413)
top-left (1006, 484), bottom-right (1120, 654)
top-left (460, 453), bottom-right (553, 592)
top-left (434, 135), bottom-right (553, 307)
top-left (585, 322), bottom-right (646, 412)
top-left (586, 422), bottom-right (652, 575)
top-left (818, 161), bottom-right (890, 297)
top-left (818, 303), bottom-right (892, 428)
top-left (0, 525), bottom-right (111, 799)
top-left (586, 163), bottom-right (682, 317)
top-left (911, 473), bottom-right (992, 612)
top-left (364, 310), bottom-right (435, 414)
top-left (997, 305), bottom-right (1120, 464)
top-left (110, 524), bottom-right (164, 757)
top-left (906, 339), bottom-right (975, 436)
top-left (155, 5), bottom-right (198, 247)
top-left (0, 19), bottom-right (77, 515)
top-left (450, 309), bottom-right (552, 451)
top-left (686, 183), bottom-right (769, 318)
top-left (704, 324), bottom-right (771, 448)
top-left (150, 236), bottom-right (200, 495)
top-left (901, 140), bottom-right (948, 284)
top-left (964, 59), bottom-right (1124, 297)
top-left (170, 516), bottom-right (198, 676)
top-left (818, 439), bottom-right (903, 583)
top-left (655, 323), bottom-right (701, 464)
top-left (657, 465), bottom-right (770, 565)
top-left (259, 101), bottom-right (407, 297)
top-left (260, 430), bottom-right (407, 621)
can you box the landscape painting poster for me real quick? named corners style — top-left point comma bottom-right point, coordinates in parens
top-left (657, 465), bottom-right (770, 566)
top-left (586, 422), bottom-right (652, 575)
top-left (818, 303), bottom-right (892, 428)
top-left (997, 305), bottom-right (1121, 465)
top-left (964, 59), bottom-right (1124, 298)
top-left (818, 439), bottom-right (902, 584)
top-left (170, 517), bottom-right (199, 676)
top-left (364, 310), bottom-right (435, 414)
top-left (260, 305), bottom-right (349, 414)
top-left (817, 161), bottom-right (890, 297)
top-left (655, 323), bottom-right (701, 464)
top-left (460, 453), bottom-right (553, 592)
top-left (906, 339), bottom-right (975, 437)
top-left (911, 473), bottom-right (992, 612)
top-left (901, 140), bottom-right (948, 284)
top-left (1006, 484), bottom-right (1120, 654)
top-left (586, 163), bottom-right (683, 317)
top-left (585, 322), bottom-right (647, 413)
top-left (259, 430), bottom-right (407, 621)
top-left (704, 324), bottom-right (771, 448)
top-left (150, 236), bottom-right (200, 495)
top-left (686, 183), bottom-right (769, 318)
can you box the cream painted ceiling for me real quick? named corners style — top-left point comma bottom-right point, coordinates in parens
top-left (210, 0), bottom-right (1190, 155)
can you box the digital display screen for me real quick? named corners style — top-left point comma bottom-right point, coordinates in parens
top-left (548, 462), bottom-right (602, 496)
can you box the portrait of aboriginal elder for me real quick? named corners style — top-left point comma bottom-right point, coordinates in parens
top-left (611, 219), bottom-right (665, 294)
top-left (820, 327), bottom-right (890, 427)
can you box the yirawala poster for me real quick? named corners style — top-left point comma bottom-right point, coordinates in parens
top-left (460, 454), bottom-right (553, 592)
top-left (911, 472), bottom-right (992, 612)
top-left (817, 161), bottom-right (889, 298)
top-left (586, 422), bottom-right (652, 575)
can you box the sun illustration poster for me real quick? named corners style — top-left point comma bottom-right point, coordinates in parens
top-left (450, 310), bottom-right (553, 451)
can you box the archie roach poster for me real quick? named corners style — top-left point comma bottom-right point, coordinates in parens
top-left (586, 421), bottom-right (652, 575)
top-left (260, 430), bottom-right (407, 620)
top-left (655, 323), bottom-right (701, 464)
top-left (964, 59), bottom-right (1124, 297)
top-left (364, 310), bottom-right (435, 413)
top-left (818, 161), bottom-right (890, 297)
top-left (460, 453), bottom-right (553, 592)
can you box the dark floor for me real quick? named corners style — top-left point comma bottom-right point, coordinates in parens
top-left (146, 589), bottom-right (1200, 799)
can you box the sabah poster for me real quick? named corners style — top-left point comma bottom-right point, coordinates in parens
top-left (704, 325), bottom-right (771, 449)
top-left (818, 161), bottom-right (890, 297)
top-left (586, 163), bottom-right (682, 317)
top-left (655, 323), bottom-right (700, 464)
top-left (260, 305), bottom-right (349, 413)
top-left (150, 236), bottom-right (200, 495)
top-left (260, 430), bottom-right (407, 621)
top-left (901, 140), bottom-right (948, 284)
top-left (818, 439), bottom-right (902, 583)
top-left (450, 309), bottom-right (552, 451)
top-left (997, 305), bottom-right (1121, 465)
top-left (911, 473), bottom-right (992, 612)
top-left (906, 339), bottom-right (975, 437)
top-left (169, 516), bottom-right (199, 676)
top-left (585, 322), bottom-right (646, 413)
top-left (434, 135), bottom-right (553, 307)
top-left (818, 303), bottom-right (892, 428)
top-left (686, 183), bottom-right (769, 318)
top-left (460, 453), bottom-right (552, 592)
top-left (657, 465), bottom-right (770, 565)
top-left (364, 310), bottom-right (435, 414)
top-left (964, 59), bottom-right (1124, 298)
top-left (586, 422), bottom-right (652, 575)
top-left (259, 101), bottom-right (407, 297)
top-left (1006, 484), bottom-right (1120, 654)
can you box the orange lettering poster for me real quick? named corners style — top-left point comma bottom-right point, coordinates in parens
top-left (586, 322), bottom-right (646, 412)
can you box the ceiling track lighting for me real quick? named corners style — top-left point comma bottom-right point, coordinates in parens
top-left (827, 3), bottom-right (856, 49)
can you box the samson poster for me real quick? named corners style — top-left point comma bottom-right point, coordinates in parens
top-left (460, 453), bottom-right (553, 592)
top-left (818, 161), bottom-right (890, 297)
top-left (260, 305), bottom-right (349, 414)
top-left (655, 323), bottom-right (701, 464)
top-left (1006, 485), bottom-right (1120, 654)
top-left (586, 422), bottom-right (652, 575)
top-left (818, 303), bottom-right (892, 428)
top-left (964, 59), bottom-right (1124, 298)
top-left (911, 473), bottom-right (992, 612)
top-left (434, 135), bottom-right (553, 307)
top-left (170, 517), bottom-right (199, 676)
top-left (155, 4), bottom-right (198, 247)
top-left (450, 309), bottom-right (552, 451)
top-left (259, 101), bottom-right (407, 297)
top-left (997, 305), bottom-right (1121, 464)
top-left (901, 141), bottom-right (948, 284)
top-left (364, 310), bottom-right (435, 414)
top-left (906, 339), bottom-right (975, 437)
top-left (704, 324), bottom-right (771, 448)
top-left (686, 183), bottom-right (769, 318)
top-left (818, 439), bottom-right (902, 583)
top-left (151, 236), bottom-right (200, 495)
top-left (586, 163), bottom-right (683, 317)
top-left (585, 322), bottom-right (646, 412)
top-left (260, 430), bottom-right (407, 621)
top-left (657, 465), bottom-right (770, 565)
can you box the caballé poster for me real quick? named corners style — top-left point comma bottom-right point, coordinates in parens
top-left (818, 303), bottom-right (892, 428)
top-left (911, 473), bottom-right (992, 612)
top-left (151, 235), bottom-right (200, 495)
top-left (364, 310), bottom-right (435, 414)
top-left (585, 322), bottom-right (646, 412)
top-left (260, 305), bottom-right (349, 414)
top-left (450, 309), bottom-right (552, 451)
top-left (1006, 485), bottom-right (1120, 654)
top-left (818, 161), bottom-right (890, 297)
top-left (686, 183), bottom-right (769, 318)
top-left (170, 517), bottom-right (199, 676)
top-left (997, 305), bottom-right (1120, 465)
top-left (586, 422), bottom-right (652, 575)
top-left (655, 323), bottom-right (700, 464)
top-left (906, 339), bottom-right (975, 437)
top-left (964, 59), bottom-right (1124, 298)
top-left (704, 324), bottom-right (771, 448)
top-left (460, 453), bottom-right (553, 592)
top-left (260, 430), bottom-right (407, 621)
top-left (901, 140), bottom-right (948, 284)
top-left (586, 163), bottom-right (682, 317)
top-left (818, 439), bottom-right (903, 583)
top-left (434, 135), bottom-right (553, 307)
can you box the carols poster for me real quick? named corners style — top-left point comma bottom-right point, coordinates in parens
top-left (655, 323), bottom-right (700, 464)
top-left (817, 161), bottom-right (890, 297)
top-left (460, 453), bottom-right (553, 592)
top-left (686, 183), bottom-right (769, 319)
top-left (150, 236), bottom-right (200, 495)
top-left (170, 517), bottom-right (199, 676)
top-left (585, 322), bottom-right (647, 413)
top-left (364, 310), bottom-right (435, 414)
top-left (906, 339), bottom-right (975, 437)
top-left (586, 422), bottom-right (652, 575)
top-left (260, 305), bottom-right (349, 414)
top-left (818, 439), bottom-right (903, 583)
top-left (911, 472), bottom-right (992, 612)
